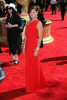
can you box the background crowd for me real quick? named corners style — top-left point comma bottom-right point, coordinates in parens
top-left (0, 0), bottom-right (67, 18)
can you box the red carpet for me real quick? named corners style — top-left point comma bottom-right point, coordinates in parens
top-left (0, 10), bottom-right (67, 100)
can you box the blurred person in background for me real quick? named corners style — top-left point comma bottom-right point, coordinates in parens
top-left (0, 0), bottom-right (6, 17)
top-left (50, 0), bottom-right (57, 14)
top-left (0, 4), bottom-right (6, 17)
top-left (60, 0), bottom-right (67, 20)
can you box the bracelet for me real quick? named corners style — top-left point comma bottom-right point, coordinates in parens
top-left (36, 47), bottom-right (39, 50)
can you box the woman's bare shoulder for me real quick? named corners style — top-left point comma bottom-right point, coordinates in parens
top-left (37, 21), bottom-right (42, 28)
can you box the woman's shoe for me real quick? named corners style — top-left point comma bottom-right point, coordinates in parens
top-left (9, 59), bottom-right (15, 63)
top-left (0, 48), bottom-right (2, 53)
top-left (0, 62), bottom-right (4, 65)
top-left (13, 60), bottom-right (19, 65)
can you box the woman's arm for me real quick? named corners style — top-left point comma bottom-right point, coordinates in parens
top-left (12, 14), bottom-right (22, 28)
top-left (6, 24), bottom-right (18, 28)
top-left (36, 21), bottom-right (43, 48)
top-left (23, 26), bottom-right (26, 53)
top-left (15, 14), bottom-right (22, 27)
top-left (12, 24), bottom-right (18, 27)
top-left (23, 35), bottom-right (26, 53)
top-left (34, 21), bottom-right (43, 57)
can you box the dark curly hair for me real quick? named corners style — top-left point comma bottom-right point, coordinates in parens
top-left (28, 4), bottom-right (40, 13)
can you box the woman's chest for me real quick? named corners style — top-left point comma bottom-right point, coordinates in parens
top-left (26, 25), bottom-right (38, 37)
top-left (8, 16), bottom-right (16, 24)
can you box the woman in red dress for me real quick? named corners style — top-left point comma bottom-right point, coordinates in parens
top-left (23, 5), bottom-right (48, 92)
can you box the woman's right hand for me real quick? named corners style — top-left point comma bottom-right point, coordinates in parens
top-left (34, 50), bottom-right (39, 57)
top-left (6, 24), bottom-right (13, 28)
top-left (5, 24), bottom-right (8, 28)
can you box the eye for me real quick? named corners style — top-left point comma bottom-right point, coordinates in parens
top-left (33, 11), bottom-right (35, 13)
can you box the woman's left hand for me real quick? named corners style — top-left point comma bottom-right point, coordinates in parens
top-left (8, 24), bottom-right (13, 28)
top-left (34, 50), bottom-right (39, 57)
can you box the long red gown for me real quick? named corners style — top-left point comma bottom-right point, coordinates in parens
top-left (25, 19), bottom-right (48, 92)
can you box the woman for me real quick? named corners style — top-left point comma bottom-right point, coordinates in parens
top-left (23, 5), bottom-right (48, 92)
top-left (6, 3), bottom-right (22, 65)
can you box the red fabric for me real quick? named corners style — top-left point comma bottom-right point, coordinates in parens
top-left (25, 20), bottom-right (48, 92)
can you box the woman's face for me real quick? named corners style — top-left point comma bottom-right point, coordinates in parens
top-left (8, 7), bottom-right (12, 14)
top-left (29, 9), bottom-right (38, 19)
